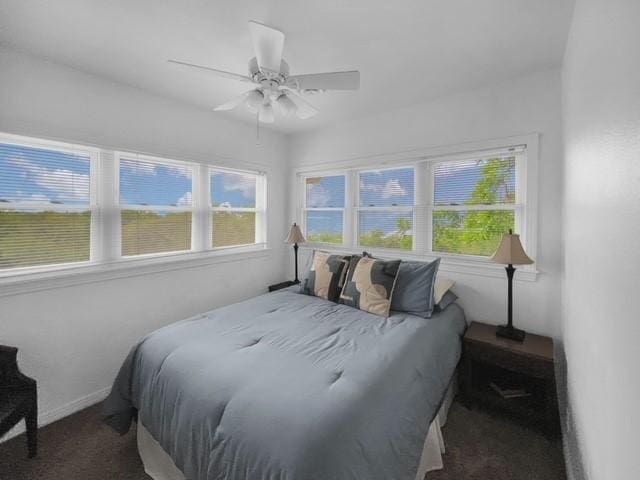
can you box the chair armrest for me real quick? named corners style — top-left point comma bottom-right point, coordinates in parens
top-left (0, 345), bottom-right (18, 355)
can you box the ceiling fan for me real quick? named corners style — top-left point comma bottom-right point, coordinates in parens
top-left (168, 21), bottom-right (360, 123)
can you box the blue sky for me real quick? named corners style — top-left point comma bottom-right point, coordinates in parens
top-left (1, 144), bottom-right (256, 209)
top-left (0, 143), bottom-right (90, 206)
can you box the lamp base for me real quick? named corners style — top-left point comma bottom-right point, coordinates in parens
top-left (496, 325), bottom-right (526, 342)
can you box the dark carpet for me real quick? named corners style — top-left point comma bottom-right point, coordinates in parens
top-left (0, 401), bottom-right (565, 480)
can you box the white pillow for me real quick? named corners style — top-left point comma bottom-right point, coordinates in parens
top-left (434, 277), bottom-right (455, 304)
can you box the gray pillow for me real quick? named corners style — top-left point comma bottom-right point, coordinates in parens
top-left (300, 250), bottom-right (351, 302)
top-left (434, 290), bottom-right (458, 312)
top-left (390, 258), bottom-right (441, 318)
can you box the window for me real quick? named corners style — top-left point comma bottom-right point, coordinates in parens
top-left (431, 155), bottom-right (516, 256)
top-left (119, 156), bottom-right (193, 257)
top-left (302, 174), bottom-right (345, 244)
top-left (0, 139), bottom-right (94, 270)
top-left (210, 169), bottom-right (262, 248)
top-left (0, 132), bottom-right (268, 278)
top-left (298, 143), bottom-right (529, 263)
top-left (358, 167), bottom-right (415, 250)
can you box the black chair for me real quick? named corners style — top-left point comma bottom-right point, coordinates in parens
top-left (0, 345), bottom-right (37, 458)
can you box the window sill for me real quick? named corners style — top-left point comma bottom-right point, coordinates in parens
top-left (300, 244), bottom-right (539, 282)
top-left (0, 245), bottom-right (271, 298)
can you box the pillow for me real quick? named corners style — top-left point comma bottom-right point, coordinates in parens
top-left (434, 290), bottom-right (458, 312)
top-left (301, 251), bottom-right (350, 302)
top-left (434, 277), bottom-right (455, 304)
top-left (390, 258), bottom-right (441, 318)
top-left (339, 255), bottom-right (401, 317)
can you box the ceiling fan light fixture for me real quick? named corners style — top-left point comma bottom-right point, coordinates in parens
top-left (171, 21), bottom-right (360, 125)
top-left (246, 89), bottom-right (264, 112)
top-left (258, 102), bottom-right (275, 123)
top-left (276, 94), bottom-right (297, 117)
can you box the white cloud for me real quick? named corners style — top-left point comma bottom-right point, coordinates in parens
top-left (166, 165), bottom-right (192, 179)
top-left (434, 160), bottom-right (481, 178)
top-left (382, 179), bottom-right (406, 198)
top-left (307, 185), bottom-right (331, 207)
top-left (360, 179), bottom-right (407, 198)
top-left (221, 173), bottom-right (256, 198)
top-left (9, 156), bottom-right (89, 203)
top-left (121, 159), bottom-right (156, 176)
top-left (176, 191), bottom-right (192, 206)
top-left (120, 160), bottom-right (192, 180)
top-left (30, 194), bottom-right (50, 201)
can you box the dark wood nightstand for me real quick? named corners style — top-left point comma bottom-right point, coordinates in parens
top-left (268, 280), bottom-right (299, 292)
top-left (460, 321), bottom-right (560, 436)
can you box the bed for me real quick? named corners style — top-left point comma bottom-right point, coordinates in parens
top-left (103, 286), bottom-right (466, 480)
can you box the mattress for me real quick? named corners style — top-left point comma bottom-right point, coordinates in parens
top-left (137, 377), bottom-right (458, 480)
top-left (103, 287), bottom-right (466, 480)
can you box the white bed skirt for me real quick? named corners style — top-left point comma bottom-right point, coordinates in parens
top-left (137, 381), bottom-right (456, 480)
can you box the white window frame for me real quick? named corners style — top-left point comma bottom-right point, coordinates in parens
top-left (295, 134), bottom-right (538, 281)
top-left (428, 149), bottom-right (524, 258)
top-left (0, 133), bottom-right (99, 270)
top-left (356, 165), bottom-right (417, 253)
top-left (209, 166), bottom-right (267, 250)
top-left (115, 152), bottom-right (197, 258)
top-left (0, 132), bottom-right (269, 293)
top-left (300, 171), bottom-right (348, 247)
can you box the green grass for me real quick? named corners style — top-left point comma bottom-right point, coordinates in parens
top-left (212, 211), bottom-right (256, 248)
top-left (0, 211), bottom-right (90, 269)
top-left (0, 209), bottom-right (258, 269)
top-left (121, 210), bottom-right (192, 256)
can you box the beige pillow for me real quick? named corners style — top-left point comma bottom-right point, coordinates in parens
top-left (339, 256), bottom-right (401, 317)
top-left (434, 277), bottom-right (455, 304)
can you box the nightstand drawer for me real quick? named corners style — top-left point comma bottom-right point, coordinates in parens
top-left (464, 340), bottom-right (554, 380)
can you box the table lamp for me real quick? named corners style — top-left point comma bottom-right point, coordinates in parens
top-left (285, 223), bottom-right (306, 283)
top-left (491, 229), bottom-right (533, 342)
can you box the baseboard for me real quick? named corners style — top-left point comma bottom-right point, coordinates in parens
top-left (0, 386), bottom-right (111, 443)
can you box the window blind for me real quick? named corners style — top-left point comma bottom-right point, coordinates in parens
top-left (210, 170), bottom-right (259, 248)
top-left (432, 155), bottom-right (516, 256)
top-left (0, 142), bottom-right (91, 269)
top-left (304, 175), bottom-right (345, 244)
top-left (119, 157), bottom-right (193, 256)
top-left (358, 167), bottom-right (415, 250)
top-left (434, 156), bottom-right (516, 206)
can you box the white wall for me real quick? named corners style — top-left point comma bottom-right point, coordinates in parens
top-left (0, 48), bottom-right (290, 430)
top-left (288, 69), bottom-right (563, 338)
top-left (562, 0), bottom-right (640, 478)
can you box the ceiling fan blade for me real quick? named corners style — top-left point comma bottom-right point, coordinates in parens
top-left (285, 91), bottom-right (318, 119)
top-left (214, 91), bottom-right (252, 111)
top-left (248, 21), bottom-right (285, 74)
top-left (288, 71), bottom-right (360, 91)
top-left (168, 59), bottom-right (254, 83)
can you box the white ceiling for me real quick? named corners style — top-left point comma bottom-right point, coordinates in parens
top-left (0, 0), bottom-right (574, 133)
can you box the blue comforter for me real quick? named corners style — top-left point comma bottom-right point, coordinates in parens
top-left (103, 288), bottom-right (466, 480)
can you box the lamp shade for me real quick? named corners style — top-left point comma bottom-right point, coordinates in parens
top-left (259, 103), bottom-right (275, 123)
top-left (491, 231), bottom-right (533, 265)
top-left (285, 223), bottom-right (306, 244)
top-left (276, 94), bottom-right (297, 117)
top-left (246, 89), bottom-right (264, 112)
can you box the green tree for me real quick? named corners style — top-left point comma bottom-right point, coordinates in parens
top-left (359, 217), bottom-right (413, 250)
top-left (433, 157), bottom-right (515, 256)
